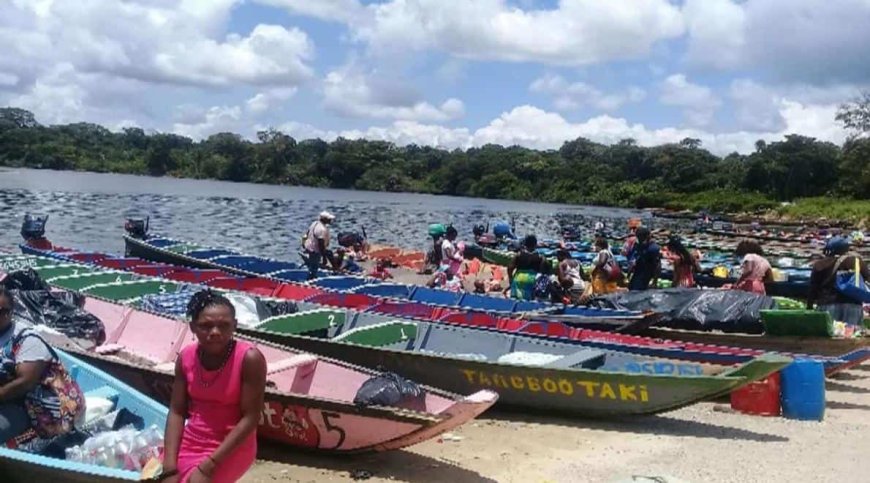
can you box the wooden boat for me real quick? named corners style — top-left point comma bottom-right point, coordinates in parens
top-left (7, 248), bottom-right (867, 376)
top-left (0, 350), bottom-right (168, 483)
top-left (85, 297), bottom-right (494, 452)
top-left (1, 255), bottom-right (793, 416)
top-left (119, 233), bottom-right (659, 332)
top-left (641, 327), bottom-right (870, 358)
top-left (245, 316), bottom-right (792, 416)
top-left (0, 272), bottom-right (498, 452)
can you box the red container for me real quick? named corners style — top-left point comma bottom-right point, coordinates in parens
top-left (730, 371), bottom-right (781, 416)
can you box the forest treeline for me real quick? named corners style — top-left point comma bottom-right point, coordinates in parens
top-left (1, 99), bottom-right (868, 216)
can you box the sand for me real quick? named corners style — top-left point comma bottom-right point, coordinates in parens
top-left (240, 366), bottom-right (869, 483)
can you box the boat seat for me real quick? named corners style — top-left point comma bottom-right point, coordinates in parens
top-left (266, 354), bottom-right (319, 375)
top-left (544, 349), bottom-right (607, 369)
top-left (95, 343), bottom-right (125, 355)
top-left (154, 362), bottom-right (176, 373)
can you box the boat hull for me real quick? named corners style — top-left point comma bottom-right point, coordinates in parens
top-left (61, 346), bottom-right (493, 453)
top-left (243, 331), bottom-right (789, 417)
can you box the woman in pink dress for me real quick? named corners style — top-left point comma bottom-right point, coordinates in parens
top-left (732, 240), bottom-right (773, 295)
top-left (665, 237), bottom-right (701, 288)
top-left (161, 291), bottom-right (266, 483)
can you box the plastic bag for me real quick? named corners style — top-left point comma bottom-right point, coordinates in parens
top-left (353, 371), bottom-right (423, 407)
top-left (8, 288), bottom-right (106, 347)
top-left (3, 268), bottom-right (51, 291)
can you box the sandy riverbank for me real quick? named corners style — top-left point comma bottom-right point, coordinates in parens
top-left (240, 365), bottom-right (869, 483)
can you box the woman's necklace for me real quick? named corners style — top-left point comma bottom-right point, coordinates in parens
top-left (196, 339), bottom-right (236, 388)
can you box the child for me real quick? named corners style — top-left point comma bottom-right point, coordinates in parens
top-left (369, 259), bottom-right (394, 280)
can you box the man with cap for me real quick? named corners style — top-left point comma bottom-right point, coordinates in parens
top-left (303, 211), bottom-right (335, 280)
top-left (807, 236), bottom-right (870, 326)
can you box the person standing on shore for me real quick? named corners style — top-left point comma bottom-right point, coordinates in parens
top-left (302, 211), bottom-right (335, 280)
top-left (628, 228), bottom-right (661, 291)
top-left (807, 237), bottom-right (870, 326)
top-left (161, 290), bottom-right (266, 483)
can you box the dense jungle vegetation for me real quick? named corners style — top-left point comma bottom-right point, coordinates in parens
top-left (1, 93), bottom-right (868, 223)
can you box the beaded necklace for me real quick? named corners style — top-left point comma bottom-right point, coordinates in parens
top-left (196, 339), bottom-right (236, 388)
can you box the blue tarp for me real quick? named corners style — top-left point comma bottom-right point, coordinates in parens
top-left (211, 255), bottom-right (259, 269)
top-left (459, 293), bottom-right (517, 313)
top-left (271, 270), bottom-right (309, 282)
top-left (352, 284), bottom-right (414, 299)
top-left (311, 276), bottom-right (371, 290)
top-left (146, 238), bottom-right (178, 248)
top-left (410, 287), bottom-right (463, 306)
top-left (186, 249), bottom-right (237, 260)
top-left (242, 260), bottom-right (299, 274)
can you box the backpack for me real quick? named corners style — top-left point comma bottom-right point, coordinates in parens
top-left (1, 330), bottom-right (84, 439)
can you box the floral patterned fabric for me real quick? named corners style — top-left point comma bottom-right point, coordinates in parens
top-left (0, 330), bottom-right (84, 438)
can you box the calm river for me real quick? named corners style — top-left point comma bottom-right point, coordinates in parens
top-left (0, 168), bottom-right (652, 258)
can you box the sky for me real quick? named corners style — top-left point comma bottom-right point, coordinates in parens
top-left (1, 0), bottom-right (869, 156)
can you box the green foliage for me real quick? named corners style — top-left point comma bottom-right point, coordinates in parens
top-left (0, 107), bottom-right (865, 223)
top-left (777, 198), bottom-right (870, 226)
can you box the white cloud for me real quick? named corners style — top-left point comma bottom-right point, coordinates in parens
top-left (7, 64), bottom-right (150, 125)
top-left (0, 73), bottom-right (19, 87)
top-left (686, 0), bottom-right (870, 84)
top-left (279, 101), bottom-right (847, 156)
top-left (256, 0), bottom-right (368, 24)
top-left (683, 0), bottom-right (745, 70)
top-left (322, 64), bottom-right (465, 122)
top-left (659, 74), bottom-right (721, 127)
top-left (0, 1), bottom-right (315, 91)
top-left (172, 105), bottom-right (245, 139)
top-left (246, 88), bottom-right (298, 114)
top-left (730, 79), bottom-right (786, 132)
top-left (268, 0), bottom-right (685, 66)
top-left (530, 74), bottom-right (645, 111)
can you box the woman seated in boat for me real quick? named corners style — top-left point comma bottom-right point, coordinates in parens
top-left (807, 237), bottom-right (870, 327)
top-left (591, 237), bottom-right (621, 295)
top-left (728, 239), bottom-right (773, 295)
top-left (505, 235), bottom-right (545, 300)
top-left (664, 237), bottom-right (702, 288)
top-left (556, 249), bottom-right (591, 304)
top-left (161, 290), bottom-right (266, 483)
top-left (0, 285), bottom-right (84, 444)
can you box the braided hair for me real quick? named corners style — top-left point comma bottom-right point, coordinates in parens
top-left (186, 290), bottom-right (235, 322)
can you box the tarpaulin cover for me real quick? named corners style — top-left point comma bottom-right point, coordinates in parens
top-left (589, 288), bottom-right (775, 333)
top-left (4, 270), bottom-right (106, 347)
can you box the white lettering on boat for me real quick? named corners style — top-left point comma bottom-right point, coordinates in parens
top-left (460, 369), bottom-right (649, 402)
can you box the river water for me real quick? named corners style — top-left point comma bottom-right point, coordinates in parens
top-left (0, 168), bottom-right (652, 258)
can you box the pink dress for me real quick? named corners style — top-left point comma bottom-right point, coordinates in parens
top-left (177, 340), bottom-right (257, 483)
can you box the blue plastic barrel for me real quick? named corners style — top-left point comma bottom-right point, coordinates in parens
top-left (780, 358), bottom-right (825, 421)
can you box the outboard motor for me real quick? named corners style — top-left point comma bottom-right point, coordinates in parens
top-left (472, 224), bottom-right (486, 238)
top-left (124, 217), bottom-right (150, 239)
top-left (21, 214), bottom-right (51, 249)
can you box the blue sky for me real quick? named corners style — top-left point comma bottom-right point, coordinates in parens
top-left (1, 0), bottom-right (868, 155)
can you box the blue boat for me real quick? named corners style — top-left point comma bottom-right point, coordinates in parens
top-left (0, 350), bottom-right (167, 482)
